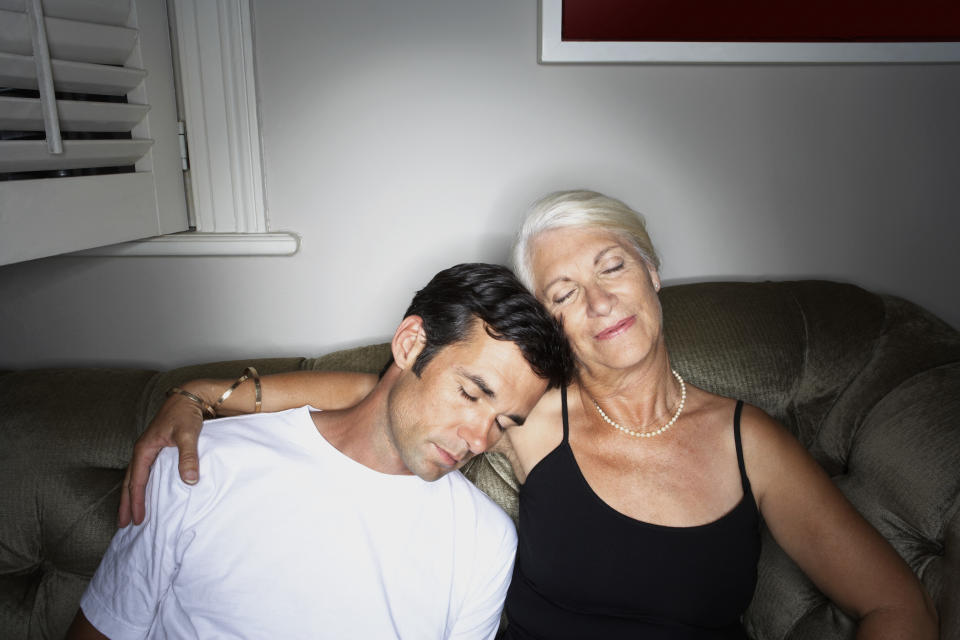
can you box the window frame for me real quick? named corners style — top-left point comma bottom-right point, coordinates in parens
top-left (78, 0), bottom-right (299, 257)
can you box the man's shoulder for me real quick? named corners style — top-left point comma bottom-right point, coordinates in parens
top-left (153, 406), bottom-right (317, 480)
top-left (206, 405), bottom-right (312, 430)
top-left (443, 471), bottom-right (516, 538)
top-left (198, 406), bottom-right (313, 448)
top-left (149, 407), bottom-right (322, 515)
top-left (436, 473), bottom-right (517, 587)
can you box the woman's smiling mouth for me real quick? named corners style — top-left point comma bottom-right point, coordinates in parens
top-left (595, 316), bottom-right (636, 340)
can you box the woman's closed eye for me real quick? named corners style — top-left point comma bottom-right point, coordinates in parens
top-left (602, 261), bottom-right (624, 274)
top-left (553, 288), bottom-right (576, 305)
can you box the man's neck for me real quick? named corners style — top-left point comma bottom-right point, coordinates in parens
top-left (309, 372), bottom-right (411, 476)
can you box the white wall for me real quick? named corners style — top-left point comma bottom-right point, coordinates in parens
top-left (1, 0), bottom-right (958, 370)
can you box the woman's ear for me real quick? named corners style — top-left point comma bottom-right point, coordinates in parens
top-left (648, 265), bottom-right (662, 292)
top-left (391, 315), bottom-right (427, 370)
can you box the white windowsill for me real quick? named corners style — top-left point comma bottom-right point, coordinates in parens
top-left (72, 232), bottom-right (300, 257)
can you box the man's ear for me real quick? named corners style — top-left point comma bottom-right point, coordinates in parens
top-left (391, 315), bottom-right (427, 371)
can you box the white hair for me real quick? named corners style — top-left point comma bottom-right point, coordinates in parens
top-left (512, 190), bottom-right (660, 291)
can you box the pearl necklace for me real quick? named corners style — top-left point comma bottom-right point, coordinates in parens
top-left (593, 370), bottom-right (686, 438)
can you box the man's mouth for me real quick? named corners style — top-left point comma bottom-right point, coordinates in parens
top-left (434, 444), bottom-right (461, 467)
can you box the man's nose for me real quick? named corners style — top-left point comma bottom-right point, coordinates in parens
top-left (458, 420), bottom-right (495, 455)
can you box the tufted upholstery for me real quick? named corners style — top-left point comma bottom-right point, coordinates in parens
top-left (1, 281), bottom-right (957, 639)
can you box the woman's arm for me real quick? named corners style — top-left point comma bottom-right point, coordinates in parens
top-left (742, 405), bottom-right (937, 639)
top-left (118, 370), bottom-right (377, 527)
top-left (66, 611), bottom-right (108, 640)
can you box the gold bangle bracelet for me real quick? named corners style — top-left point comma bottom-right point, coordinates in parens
top-left (248, 366), bottom-right (262, 413)
top-left (213, 370), bottom-right (251, 409)
top-left (212, 366), bottom-right (262, 414)
top-left (167, 386), bottom-right (217, 419)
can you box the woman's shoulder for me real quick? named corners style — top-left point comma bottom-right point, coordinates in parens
top-left (503, 385), bottom-right (566, 480)
top-left (688, 387), bottom-right (783, 437)
top-left (513, 386), bottom-right (564, 439)
top-left (682, 387), bottom-right (792, 458)
top-left (533, 385), bottom-right (565, 419)
top-left (730, 399), bottom-right (795, 450)
top-left (712, 397), bottom-right (814, 503)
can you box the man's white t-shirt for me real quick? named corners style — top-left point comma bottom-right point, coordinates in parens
top-left (81, 406), bottom-right (517, 639)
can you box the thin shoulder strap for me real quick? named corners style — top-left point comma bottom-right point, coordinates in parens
top-left (733, 400), bottom-right (750, 489)
top-left (561, 385), bottom-right (570, 443)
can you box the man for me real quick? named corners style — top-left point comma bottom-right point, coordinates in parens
top-left (68, 263), bottom-right (572, 640)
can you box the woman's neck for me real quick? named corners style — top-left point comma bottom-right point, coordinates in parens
top-left (576, 347), bottom-right (680, 429)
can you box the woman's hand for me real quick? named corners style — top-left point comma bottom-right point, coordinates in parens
top-left (117, 370), bottom-right (379, 527)
top-left (118, 388), bottom-right (207, 527)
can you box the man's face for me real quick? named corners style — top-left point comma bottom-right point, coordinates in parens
top-left (385, 321), bottom-right (548, 481)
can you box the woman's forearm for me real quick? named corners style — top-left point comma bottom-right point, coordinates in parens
top-left (183, 370), bottom-right (377, 416)
top-left (855, 590), bottom-right (938, 640)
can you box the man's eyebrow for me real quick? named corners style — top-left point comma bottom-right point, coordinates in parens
top-left (458, 368), bottom-right (528, 425)
top-left (461, 371), bottom-right (495, 398)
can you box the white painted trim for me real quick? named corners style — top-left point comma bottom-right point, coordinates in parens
top-left (69, 1), bottom-right (300, 259)
top-left (172, 0), bottom-right (266, 232)
top-left (73, 232), bottom-right (300, 257)
top-left (540, 0), bottom-right (960, 64)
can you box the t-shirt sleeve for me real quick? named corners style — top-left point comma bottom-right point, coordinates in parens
top-left (447, 509), bottom-right (518, 640)
top-left (80, 449), bottom-right (194, 639)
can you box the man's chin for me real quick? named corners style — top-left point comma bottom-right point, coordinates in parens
top-left (404, 446), bottom-right (468, 481)
top-left (401, 456), bottom-right (449, 482)
top-left (418, 463), bottom-right (455, 482)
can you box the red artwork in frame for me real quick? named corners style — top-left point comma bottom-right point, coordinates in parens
top-left (541, 0), bottom-right (960, 63)
top-left (562, 0), bottom-right (960, 43)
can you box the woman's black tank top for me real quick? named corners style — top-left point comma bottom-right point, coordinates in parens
top-left (504, 390), bottom-right (760, 639)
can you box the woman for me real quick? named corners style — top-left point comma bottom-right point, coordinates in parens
top-left (123, 191), bottom-right (936, 638)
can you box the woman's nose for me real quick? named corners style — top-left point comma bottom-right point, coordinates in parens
top-left (585, 284), bottom-right (616, 316)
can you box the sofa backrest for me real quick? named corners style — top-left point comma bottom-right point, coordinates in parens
top-left (1, 280), bottom-right (957, 639)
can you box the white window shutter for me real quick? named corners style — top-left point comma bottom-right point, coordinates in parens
top-left (0, 0), bottom-right (187, 266)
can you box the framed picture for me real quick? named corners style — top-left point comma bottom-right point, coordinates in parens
top-left (540, 0), bottom-right (960, 63)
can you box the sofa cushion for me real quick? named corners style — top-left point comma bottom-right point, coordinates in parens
top-left (0, 369), bottom-right (155, 638)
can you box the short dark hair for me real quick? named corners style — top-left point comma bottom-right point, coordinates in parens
top-left (392, 263), bottom-right (573, 388)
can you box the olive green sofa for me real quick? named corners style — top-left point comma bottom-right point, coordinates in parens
top-left (1, 280), bottom-right (958, 639)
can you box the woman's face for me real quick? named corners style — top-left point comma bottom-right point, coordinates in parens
top-left (529, 226), bottom-right (663, 377)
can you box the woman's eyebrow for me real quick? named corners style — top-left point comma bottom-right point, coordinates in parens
top-left (593, 245), bottom-right (620, 265)
top-left (541, 275), bottom-right (571, 295)
top-left (540, 244), bottom-right (621, 295)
